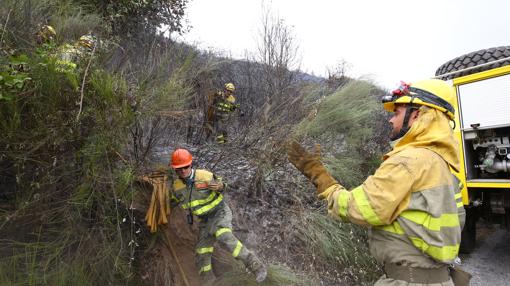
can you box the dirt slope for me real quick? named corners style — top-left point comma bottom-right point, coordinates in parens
top-left (140, 205), bottom-right (235, 286)
top-left (165, 209), bottom-right (202, 286)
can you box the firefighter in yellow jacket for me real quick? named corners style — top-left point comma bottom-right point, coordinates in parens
top-left (36, 25), bottom-right (57, 44)
top-left (287, 79), bottom-right (470, 286)
top-left (168, 148), bottom-right (267, 284)
top-left (55, 35), bottom-right (95, 73)
top-left (205, 83), bottom-right (239, 144)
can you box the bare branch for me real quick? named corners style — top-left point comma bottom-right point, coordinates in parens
top-left (77, 43), bottom-right (97, 121)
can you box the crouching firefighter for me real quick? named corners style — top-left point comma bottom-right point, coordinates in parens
top-left (287, 79), bottom-right (471, 286)
top-left (168, 148), bottom-right (267, 284)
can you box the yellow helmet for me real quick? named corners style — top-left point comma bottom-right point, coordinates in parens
top-left (382, 79), bottom-right (455, 120)
top-left (77, 35), bottom-right (95, 50)
top-left (224, 82), bottom-right (235, 92)
top-left (38, 25), bottom-right (56, 42)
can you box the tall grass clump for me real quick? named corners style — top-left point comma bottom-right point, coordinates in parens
top-left (298, 80), bottom-right (378, 136)
top-left (216, 263), bottom-right (316, 286)
top-left (295, 80), bottom-right (390, 188)
top-left (291, 211), bottom-right (382, 285)
top-left (286, 81), bottom-right (388, 284)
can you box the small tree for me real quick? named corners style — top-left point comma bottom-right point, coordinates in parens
top-left (326, 60), bottom-right (352, 90)
top-left (75, 0), bottom-right (190, 37)
top-left (256, 6), bottom-right (300, 123)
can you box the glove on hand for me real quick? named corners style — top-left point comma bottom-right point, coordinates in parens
top-left (286, 140), bottom-right (339, 195)
top-left (208, 181), bottom-right (224, 192)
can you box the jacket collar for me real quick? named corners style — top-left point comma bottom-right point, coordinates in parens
top-left (384, 107), bottom-right (460, 172)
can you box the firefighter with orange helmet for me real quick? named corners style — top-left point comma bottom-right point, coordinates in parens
top-left (168, 148), bottom-right (267, 284)
top-left (205, 82), bottom-right (240, 144)
top-left (287, 79), bottom-right (469, 285)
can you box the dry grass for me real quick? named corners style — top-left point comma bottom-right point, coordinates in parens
top-left (288, 210), bottom-right (382, 285)
top-left (216, 263), bottom-right (316, 286)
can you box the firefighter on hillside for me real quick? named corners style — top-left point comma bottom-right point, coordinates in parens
top-left (287, 79), bottom-right (471, 286)
top-left (55, 34), bottom-right (95, 73)
top-left (205, 82), bottom-right (240, 144)
top-left (36, 25), bottom-right (57, 45)
top-left (169, 148), bottom-right (267, 285)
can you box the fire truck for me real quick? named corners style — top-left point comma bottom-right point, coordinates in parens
top-left (435, 46), bottom-right (510, 252)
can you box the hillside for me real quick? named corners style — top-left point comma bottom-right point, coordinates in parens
top-left (0, 1), bottom-right (390, 285)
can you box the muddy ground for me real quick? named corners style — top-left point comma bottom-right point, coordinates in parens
top-left (460, 222), bottom-right (510, 286)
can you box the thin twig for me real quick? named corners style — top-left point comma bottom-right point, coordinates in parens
top-left (106, 149), bottom-right (125, 269)
top-left (76, 43), bottom-right (97, 121)
top-left (114, 150), bottom-right (128, 164)
top-left (161, 231), bottom-right (191, 286)
top-left (0, 8), bottom-right (13, 47)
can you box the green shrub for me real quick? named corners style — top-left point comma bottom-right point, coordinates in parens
top-left (294, 80), bottom-right (389, 188)
top-left (216, 263), bottom-right (316, 286)
top-left (291, 211), bottom-right (382, 284)
top-left (0, 10), bottom-right (140, 283)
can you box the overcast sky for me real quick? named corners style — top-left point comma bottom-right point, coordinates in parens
top-left (176, 0), bottom-right (510, 89)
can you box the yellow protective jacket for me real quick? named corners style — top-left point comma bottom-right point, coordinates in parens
top-left (170, 169), bottom-right (224, 217)
top-left (213, 91), bottom-right (237, 114)
top-left (54, 44), bottom-right (81, 72)
top-left (322, 107), bottom-right (463, 268)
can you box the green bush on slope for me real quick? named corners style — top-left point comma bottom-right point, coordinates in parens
top-left (291, 211), bottom-right (382, 285)
top-left (286, 81), bottom-right (388, 284)
top-left (0, 44), bottom-right (139, 284)
top-left (0, 1), bottom-right (194, 284)
top-left (216, 263), bottom-right (316, 286)
top-left (295, 80), bottom-right (389, 188)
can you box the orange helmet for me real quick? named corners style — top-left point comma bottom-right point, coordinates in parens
top-left (170, 149), bottom-right (193, 168)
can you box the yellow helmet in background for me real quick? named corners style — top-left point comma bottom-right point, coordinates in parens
top-left (77, 35), bottom-right (95, 50)
top-left (224, 82), bottom-right (236, 92)
top-left (382, 79), bottom-right (455, 120)
top-left (38, 25), bottom-right (56, 42)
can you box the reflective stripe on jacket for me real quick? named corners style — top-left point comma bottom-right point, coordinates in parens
top-left (54, 44), bottom-right (82, 73)
top-left (214, 92), bottom-right (237, 114)
top-left (321, 107), bottom-right (462, 267)
top-left (172, 169), bottom-right (224, 216)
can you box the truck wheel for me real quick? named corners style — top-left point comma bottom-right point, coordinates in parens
top-left (460, 206), bottom-right (477, 253)
top-left (435, 46), bottom-right (510, 80)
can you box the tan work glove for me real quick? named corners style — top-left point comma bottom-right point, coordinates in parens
top-left (286, 140), bottom-right (339, 195)
top-left (208, 181), bottom-right (224, 192)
